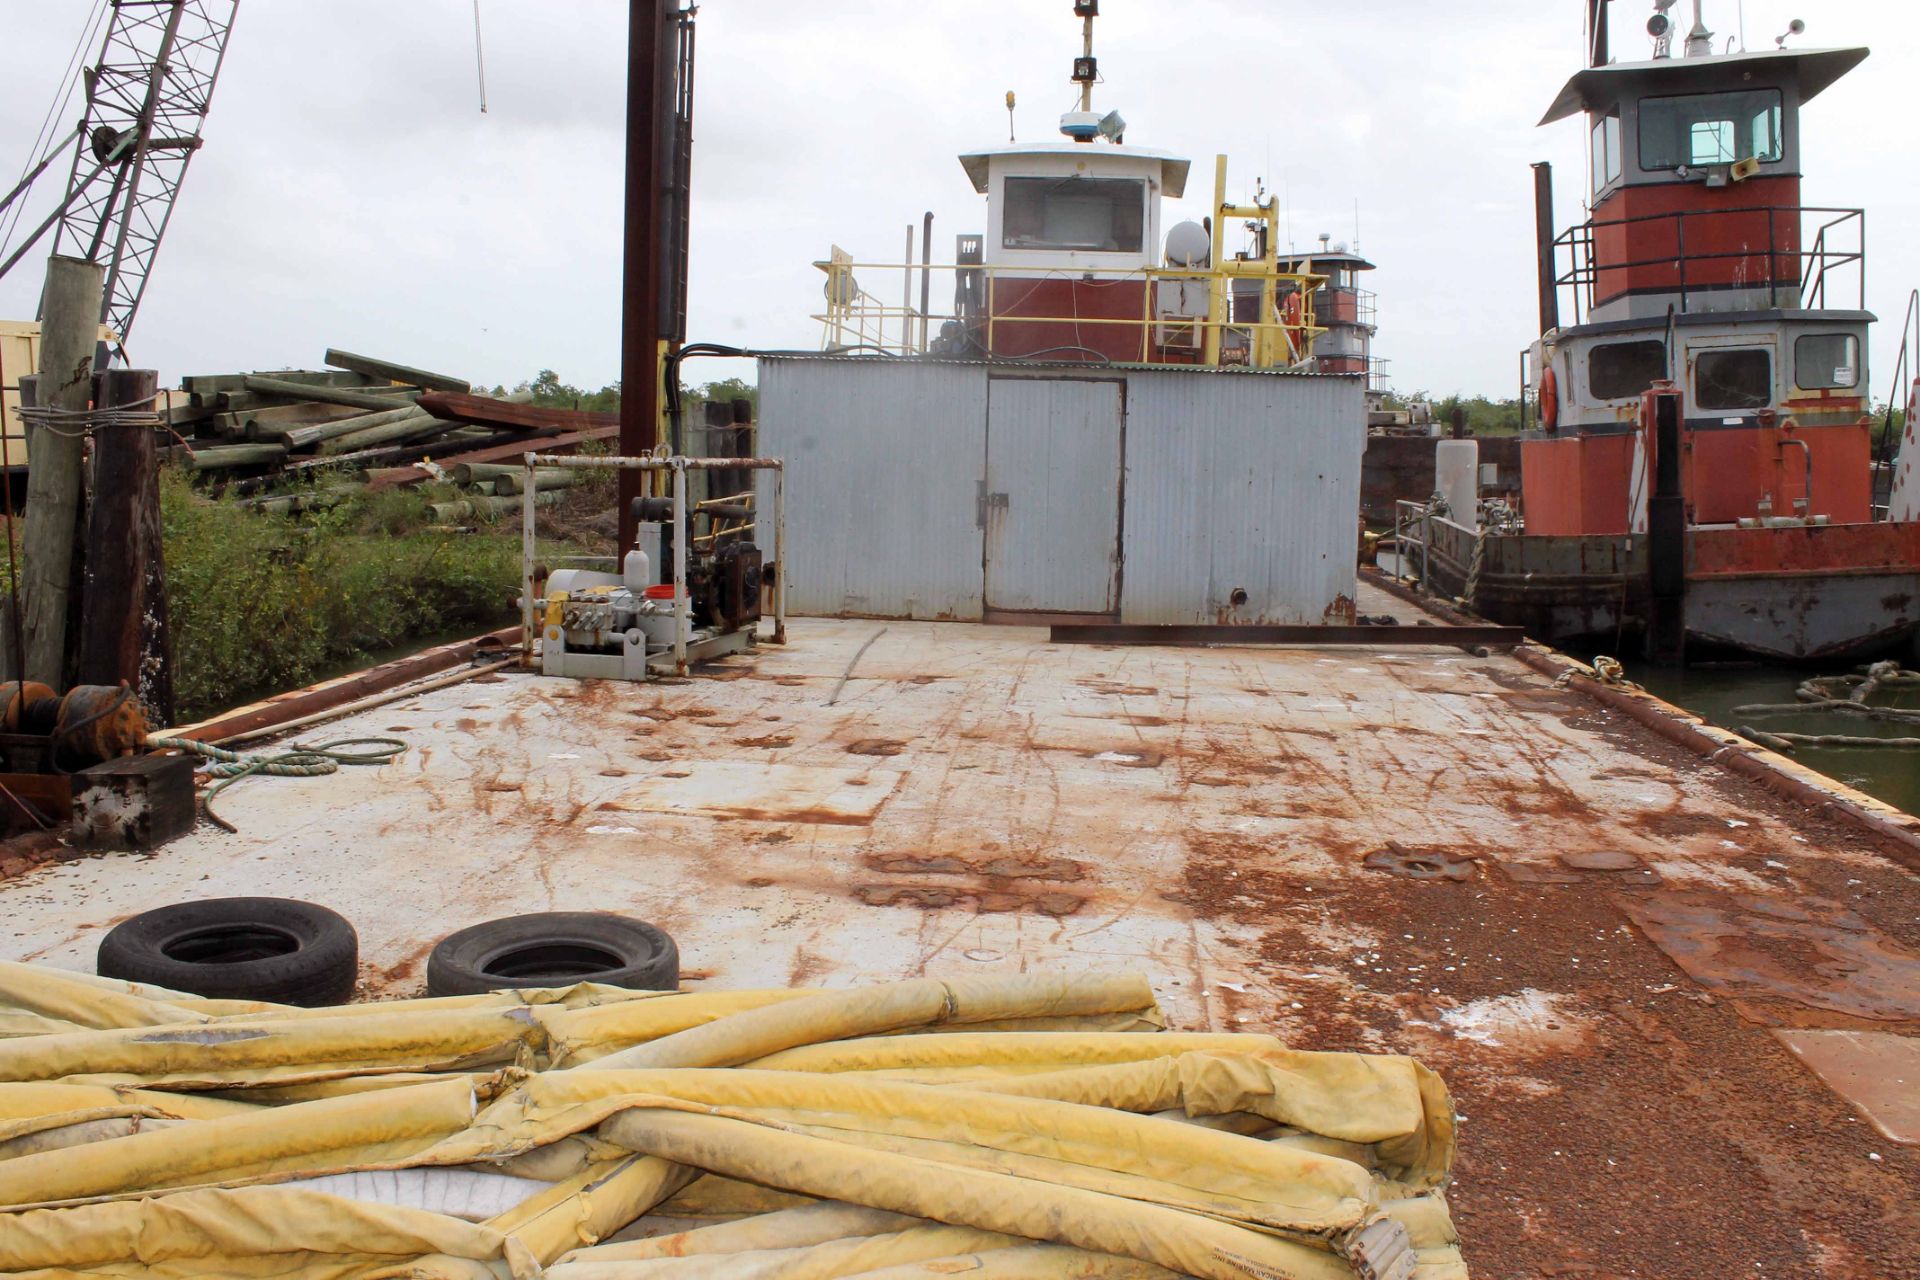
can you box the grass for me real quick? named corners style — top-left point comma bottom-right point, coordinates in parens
top-left (160, 470), bottom-right (524, 721)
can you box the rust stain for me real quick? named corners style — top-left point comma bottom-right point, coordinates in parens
top-left (720, 806), bottom-right (878, 827)
top-left (734, 734), bottom-right (795, 749)
top-left (845, 739), bottom-right (906, 757)
top-left (863, 852), bottom-right (1086, 881)
top-left (856, 885), bottom-right (1086, 916)
top-left (1077, 679), bottom-right (1158, 697)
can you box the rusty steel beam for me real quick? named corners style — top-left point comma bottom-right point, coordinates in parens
top-left (1047, 624), bottom-right (1523, 649)
top-left (416, 391), bottom-right (617, 432)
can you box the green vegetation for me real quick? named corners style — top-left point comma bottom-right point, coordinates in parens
top-left (160, 471), bottom-right (523, 721)
top-left (1385, 391), bottom-right (1528, 435)
top-left (495, 370), bottom-right (758, 420)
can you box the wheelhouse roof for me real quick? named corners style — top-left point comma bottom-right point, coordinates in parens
top-left (957, 143), bottom-right (1191, 198)
top-left (1539, 46), bottom-right (1869, 125)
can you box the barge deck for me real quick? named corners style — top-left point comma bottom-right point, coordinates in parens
top-left (1, 616), bottom-right (1916, 1278)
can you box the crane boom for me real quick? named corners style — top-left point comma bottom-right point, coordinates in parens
top-left (0, 0), bottom-right (238, 358)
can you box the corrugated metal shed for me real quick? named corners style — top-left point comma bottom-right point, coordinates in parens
top-left (758, 356), bottom-right (1364, 624)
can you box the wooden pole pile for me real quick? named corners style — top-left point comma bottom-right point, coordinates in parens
top-left (159, 349), bottom-right (618, 493)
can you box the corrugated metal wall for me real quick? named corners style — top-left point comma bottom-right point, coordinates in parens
top-left (758, 357), bottom-right (1364, 624)
top-left (1118, 369), bottom-right (1364, 624)
top-left (757, 359), bottom-right (987, 620)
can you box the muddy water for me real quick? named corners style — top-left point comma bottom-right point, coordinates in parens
top-left (1623, 661), bottom-right (1920, 816)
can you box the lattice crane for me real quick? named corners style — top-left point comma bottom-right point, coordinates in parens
top-left (0, 0), bottom-right (239, 359)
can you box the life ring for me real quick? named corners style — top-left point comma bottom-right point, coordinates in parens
top-left (1539, 366), bottom-right (1560, 432)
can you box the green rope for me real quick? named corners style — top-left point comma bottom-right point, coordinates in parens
top-left (145, 736), bottom-right (409, 833)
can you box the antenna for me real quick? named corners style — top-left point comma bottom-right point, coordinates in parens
top-left (472, 0), bottom-right (489, 113)
top-left (1006, 90), bottom-right (1016, 143)
top-left (1072, 1), bottom-right (1099, 113)
top-left (1283, 170), bottom-right (1292, 253)
top-left (1354, 198), bottom-right (1361, 253)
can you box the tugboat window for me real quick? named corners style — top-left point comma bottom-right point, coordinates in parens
top-left (1588, 339), bottom-right (1666, 400)
top-left (1693, 347), bottom-right (1772, 410)
top-left (1795, 334), bottom-right (1859, 389)
top-left (1590, 112), bottom-right (1622, 193)
top-left (1002, 176), bottom-right (1145, 252)
top-left (1638, 90), bottom-right (1784, 170)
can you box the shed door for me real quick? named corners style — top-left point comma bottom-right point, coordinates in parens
top-left (982, 378), bottom-right (1123, 615)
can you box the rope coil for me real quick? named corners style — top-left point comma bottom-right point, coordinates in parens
top-left (145, 735), bottom-right (408, 833)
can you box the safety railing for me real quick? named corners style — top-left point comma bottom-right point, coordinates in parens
top-left (812, 256), bottom-right (1329, 370)
top-left (1552, 204), bottom-right (1864, 324)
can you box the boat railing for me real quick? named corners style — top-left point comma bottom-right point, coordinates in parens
top-left (1551, 204), bottom-right (1864, 324)
top-left (811, 254), bottom-right (1329, 369)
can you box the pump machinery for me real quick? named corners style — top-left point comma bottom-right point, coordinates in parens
top-left (529, 458), bottom-right (782, 682)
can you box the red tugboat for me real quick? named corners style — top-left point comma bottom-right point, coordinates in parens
top-left (1413, 0), bottom-right (1920, 662)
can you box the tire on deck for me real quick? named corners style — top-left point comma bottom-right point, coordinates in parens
top-left (97, 897), bottom-right (359, 1006)
top-left (426, 911), bottom-right (680, 997)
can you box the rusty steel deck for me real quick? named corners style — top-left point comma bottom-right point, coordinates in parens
top-left (1, 618), bottom-right (1917, 1277)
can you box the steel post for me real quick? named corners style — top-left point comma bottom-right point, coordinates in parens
top-left (521, 453), bottom-right (538, 668)
top-left (618, 0), bottom-right (677, 555)
top-left (1532, 163), bottom-right (1558, 336)
top-left (673, 461), bottom-right (689, 675)
top-left (773, 466), bottom-right (787, 645)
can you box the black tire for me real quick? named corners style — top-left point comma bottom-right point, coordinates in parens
top-left (426, 912), bottom-right (679, 997)
top-left (97, 897), bottom-right (358, 1006)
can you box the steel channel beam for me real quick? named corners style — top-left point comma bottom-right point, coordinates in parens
top-left (1048, 624), bottom-right (1524, 649)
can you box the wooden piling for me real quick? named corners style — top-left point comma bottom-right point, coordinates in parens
top-left (80, 367), bottom-right (173, 725)
top-left (21, 256), bottom-right (104, 689)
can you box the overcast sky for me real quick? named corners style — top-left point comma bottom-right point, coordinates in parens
top-left (1, 0), bottom-right (1913, 401)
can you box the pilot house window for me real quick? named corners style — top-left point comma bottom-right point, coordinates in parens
top-left (1590, 112), bottom-right (1622, 193)
top-left (1693, 347), bottom-right (1772, 411)
top-left (1796, 334), bottom-right (1859, 389)
top-left (1002, 176), bottom-right (1146, 253)
top-left (1639, 90), bottom-right (1784, 170)
top-left (1588, 339), bottom-right (1666, 400)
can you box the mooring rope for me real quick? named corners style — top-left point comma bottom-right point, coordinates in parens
top-left (145, 735), bottom-right (409, 833)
